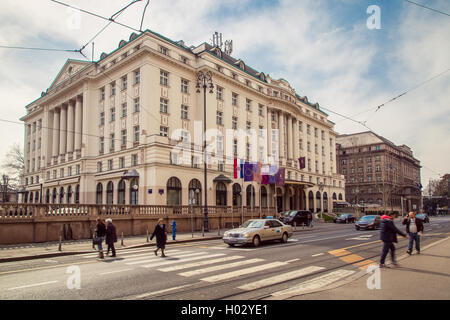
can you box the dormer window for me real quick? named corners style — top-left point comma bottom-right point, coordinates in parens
top-left (160, 46), bottom-right (168, 55)
top-left (180, 56), bottom-right (188, 64)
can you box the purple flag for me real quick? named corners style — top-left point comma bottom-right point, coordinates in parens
top-left (244, 162), bottom-right (254, 182)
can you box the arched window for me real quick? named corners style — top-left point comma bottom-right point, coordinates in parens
top-left (167, 177), bottom-right (182, 205)
top-left (75, 185), bottom-right (80, 204)
top-left (59, 187), bottom-right (64, 204)
top-left (107, 182), bottom-right (114, 204)
top-left (52, 188), bottom-right (57, 204)
top-left (377, 198), bottom-right (382, 205)
top-left (232, 183), bottom-right (241, 207)
top-left (333, 193), bottom-right (337, 200)
top-left (188, 179), bottom-right (202, 206)
top-left (118, 180), bottom-right (126, 205)
top-left (246, 185), bottom-right (256, 207)
top-left (67, 186), bottom-right (72, 204)
top-left (261, 186), bottom-right (267, 207)
top-left (45, 189), bottom-right (50, 204)
top-left (338, 193), bottom-right (343, 201)
top-left (301, 190), bottom-right (306, 210)
top-left (316, 191), bottom-right (322, 213)
top-left (308, 191), bottom-right (314, 210)
top-left (96, 183), bottom-right (103, 204)
top-left (130, 178), bottom-right (138, 205)
top-left (216, 182), bottom-right (227, 206)
top-left (323, 192), bottom-right (328, 213)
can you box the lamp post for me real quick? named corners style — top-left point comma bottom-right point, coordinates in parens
top-left (196, 71), bottom-right (214, 232)
top-left (318, 182), bottom-right (324, 220)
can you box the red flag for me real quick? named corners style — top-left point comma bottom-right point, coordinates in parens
top-left (233, 158), bottom-right (238, 179)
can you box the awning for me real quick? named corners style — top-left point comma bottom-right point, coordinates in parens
top-left (213, 174), bottom-right (233, 184)
top-left (284, 180), bottom-right (314, 188)
top-left (122, 169), bottom-right (140, 179)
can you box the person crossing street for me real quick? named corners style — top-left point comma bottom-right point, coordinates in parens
top-left (403, 211), bottom-right (424, 255)
top-left (105, 218), bottom-right (117, 257)
top-left (379, 212), bottom-right (407, 268)
top-left (151, 218), bottom-right (168, 257)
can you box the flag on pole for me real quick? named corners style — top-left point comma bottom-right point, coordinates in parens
top-left (244, 162), bottom-right (254, 182)
top-left (275, 168), bottom-right (285, 186)
top-left (253, 163), bottom-right (262, 183)
top-left (234, 158), bottom-right (238, 179)
top-left (239, 159), bottom-right (244, 178)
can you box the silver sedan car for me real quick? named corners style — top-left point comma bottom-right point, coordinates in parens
top-left (223, 219), bottom-right (293, 247)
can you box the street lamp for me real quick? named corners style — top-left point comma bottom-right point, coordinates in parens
top-left (318, 182), bottom-right (324, 220)
top-left (196, 71), bottom-right (214, 232)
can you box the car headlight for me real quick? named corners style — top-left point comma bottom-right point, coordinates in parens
top-left (243, 233), bottom-right (250, 237)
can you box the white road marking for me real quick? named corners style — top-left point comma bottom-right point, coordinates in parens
top-left (141, 253), bottom-right (226, 268)
top-left (288, 239), bottom-right (299, 242)
top-left (178, 258), bottom-right (264, 277)
top-left (200, 261), bottom-right (288, 283)
top-left (82, 248), bottom-right (178, 259)
top-left (158, 256), bottom-right (244, 272)
top-left (44, 259), bottom-right (58, 263)
top-left (271, 269), bottom-right (356, 297)
top-left (286, 259), bottom-right (300, 263)
top-left (311, 253), bottom-right (324, 257)
top-left (123, 251), bottom-right (195, 263)
top-left (122, 283), bottom-right (196, 300)
top-left (237, 266), bottom-right (325, 291)
top-left (99, 268), bottom-right (134, 275)
top-left (7, 281), bottom-right (59, 291)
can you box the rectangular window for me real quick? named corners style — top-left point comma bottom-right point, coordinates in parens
top-left (108, 159), bottom-right (113, 171)
top-left (271, 112), bottom-right (276, 121)
top-left (217, 135), bottom-right (223, 154)
top-left (181, 105), bottom-right (189, 119)
top-left (218, 161), bottom-right (224, 172)
top-left (298, 121), bottom-right (303, 132)
top-left (321, 130), bottom-right (325, 140)
top-left (53, 170), bottom-right (56, 179)
top-left (100, 112), bottom-right (105, 126)
top-left (232, 116), bottom-right (238, 130)
top-left (314, 128), bottom-right (318, 137)
top-left (97, 162), bottom-right (102, 173)
top-left (76, 165), bottom-right (80, 175)
top-left (246, 99), bottom-right (252, 111)
top-left (160, 98), bottom-right (168, 113)
top-left (132, 154), bottom-right (138, 166)
top-left (134, 70), bottom-right (140, 84)
top-left (134, 126), bottom-right (140, 143)
top-left (110, 81), bottom-right (116, 96)
top-left (160, 70), bottom-right (168, 86)
top-left (315, 144), bottom-right (318, 154)
top-left (122, 75), bottom-right (127, 91)
top-left (216, 86), bottom-right (223, 100)
top-left (232, 93), bottom-right (238, 106)
top-left (181, 79), bottom-right (189, 94)
top-left (307, 142), bottom-right (311, 152)
top-left (258, 104), bottom-right (264, 116)
top-left (307, 124), bottom-right (311, 135)
top-left (134, 98), bottom-right (140, 113)
top-left (246, 121), bottom-right (251, 132)
top-left (160, 46), bottom-right (168, 55)
top-left (68, 166), bottom-right (72, 177)
top-left (299, 139), bottom-right (303, 150)
top-left (121, 103), bottom-right (127, 118)
top-left (121, 130), bottom-right (127, 146)
top-left (233, 139), bottom-right (238, 155)
top-left (99, 137), bottom-right (104, 153)
top-left (160, 126), bottom-right (168, 137)
top-left (216, 111), bottom-right (223, 125)
top-left (110, 134), bottom-right (115, 151)
top-left (110, 108), bottom-right (115, 122)
top-left (119, 157), bottom-right (125, 169)
top-left (100, 87), bottom-right (105, 101)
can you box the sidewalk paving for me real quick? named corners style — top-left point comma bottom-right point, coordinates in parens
top-left (0, 224), bottom-right (318, 263)
top-left (291, 235), bottom-right (450, 300)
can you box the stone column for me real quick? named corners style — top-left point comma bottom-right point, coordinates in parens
top-left (294, 117), bottom-right (299, 163)
top-left (59, 104), bottom-right (67, 157)
top-left (74, 96), bottom-right (82, 153)
top-left (52, 109), bottom-right (60, 159)
top-left (266, 107), bottom-right (271, 162)
top-left (287, 115), bottom-right (293, 160)
top-left (279, 112), bottom-right (285, 163)
top-left (67, 100), bottom-right (75, 154)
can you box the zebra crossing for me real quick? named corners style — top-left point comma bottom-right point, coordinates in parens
top-left (90, 246), bottom-right (359, 298)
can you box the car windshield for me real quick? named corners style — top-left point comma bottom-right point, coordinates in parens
top-left (340, 214), bottom-right (349, 218)
top-left (359, 216), bottom-right (375, 221)
top-left (241, 220), bottom-right (264, 229)
top-left (416, 214), bottom-right (424, 218)
top-left (289, 211), bottom-right (298, 216)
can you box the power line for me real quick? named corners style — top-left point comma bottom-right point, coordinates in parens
top-left (402, 0), bottom-right (450, 17)
top-left (140, 0), bottom-right (150, 32)
top-left (0, 45), bottom-right (82, 54)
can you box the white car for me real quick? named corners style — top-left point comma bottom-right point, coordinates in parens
top-left (223, 218), bottom-right (293, 247)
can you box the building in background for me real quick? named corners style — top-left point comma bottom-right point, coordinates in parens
top-left (336, 131), bottom-right (421, 214)
top-left (20, 29), bottom-right (345, 213)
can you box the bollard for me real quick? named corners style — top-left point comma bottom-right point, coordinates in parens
top-left (58, 235), bottom-right (62, 252)
top-left (121, 232), bottom-right (124, 246)
top-left (294, 221), bottom-right (297, 232)
top-left (218, 224), bottom-right (220, 236)
top-left (146, 229), bottom-right (149, 242)
top-left (202, 225), bottom-right (204, 237)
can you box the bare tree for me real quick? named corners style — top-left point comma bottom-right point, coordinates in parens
top-left (1, 143), bottom-right (24, 190)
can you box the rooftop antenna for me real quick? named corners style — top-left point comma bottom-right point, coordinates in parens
top-left (224, 39), bottom-right (233, 55)
top-left (212, 31), bottom-right (223, 49)
top-left (92, 42), bottom-right (95, 62)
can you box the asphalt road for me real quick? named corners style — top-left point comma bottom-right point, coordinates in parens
top-left (1, 216), bottom-right (449, 300)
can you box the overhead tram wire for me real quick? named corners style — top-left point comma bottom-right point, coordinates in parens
top-left (402, 0), bottom-right (450, 17)
top-left (140, 0), bottom-right (150, 32)
top-left (0, 45), bottom-right (85, 58)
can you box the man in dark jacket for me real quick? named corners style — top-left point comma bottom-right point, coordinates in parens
top-left (379, 213), bottom-right (407, 268)
top-left (95, 218), bottom-right (107, 259)
top-left (402, 212), bottom-right (424, 255)
top-left (150, 218), bottom-right (167, 257)
top-left (105, 218), bottom-right (117, 257)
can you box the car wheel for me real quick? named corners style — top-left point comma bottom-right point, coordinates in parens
top-left (281, 232), bottom-right (288, 243)
top-left (252, 235), bottom-right (261, 247)
top-left (356, 226), bottom-right (360, 230)
top-left (228, 244), bottom-right (235, 247)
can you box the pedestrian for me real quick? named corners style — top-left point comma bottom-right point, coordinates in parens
top-left (105, 218), bottom-right (117, 257)
top-left (94, 218), bottom-right (106, 259)
top-left (307, 212), bottom-right (313, 227)
top-left (402, 211), bottom-right (424, 255)
top-left (379, 212), bottom-right (407, 268)
top-left (150, 218), bottom-right (168, 257)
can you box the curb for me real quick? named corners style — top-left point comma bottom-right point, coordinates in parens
top-left (0, 225), bottom-right (321, 263)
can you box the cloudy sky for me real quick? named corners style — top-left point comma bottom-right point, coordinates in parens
top-left (0, 0), bottom-right (448, 187)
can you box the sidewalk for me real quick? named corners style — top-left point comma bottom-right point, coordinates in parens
top-left (291, 235), bottom-right (450, 300)
top-left (0, 224), bottom-right (318, 263)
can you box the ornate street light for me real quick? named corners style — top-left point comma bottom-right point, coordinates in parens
top-left (196, 71), bottom-right (214, 232)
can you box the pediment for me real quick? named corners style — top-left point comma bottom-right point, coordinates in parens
top-left (49, 59), bottom-right (91, 89)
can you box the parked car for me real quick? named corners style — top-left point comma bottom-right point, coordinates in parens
top-left (355, 215), bottom-right (381, 230)
top-left (334, 213), bottom-right (356, 224)
top-left (223, 218), bottom-right (293, 247)
top-left (416, 213), bottom-right (430, 223)
top-left (279, 210), bottom-right (312, 226)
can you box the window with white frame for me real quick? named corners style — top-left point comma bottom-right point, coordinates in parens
top-left (97, 162), bottom-right (102, 173)
top-left (122, 75), bottom-right (127, 91)
top-left (121, 103), bottom-right (127, 118)
top-left (108, 159), bottom-right (113, 171)
top-left (160, 70), bottom-right (168, 86)
top-left (160, 98), bottom-right (168, 113)
top-left (100, 112), bottom-right (105, 125)
top-left (160, 126), bottom-right (168, 137)
top-left (110, 81), bottom-right (116, 96)
top-left (110, 133), bottom-right (115, 151)
top-left (246, 98), bottom-right (252, 111)
top-left (134, 98), bottom-right (140, 113)
top-left (134, 69), bottom-right (140, 84)
top-left (258, 104), bottom-right (264, 116)
top-left (216, 111), bottom-right (223, 125)
top-left (181, 79), bottom-right (189, 94)
top-left (99, 137), bottom-right (104, 153)
top-left (132, 154), bottom-right (138, 166)
top-left (121, 130), bottom-right (127, 146)
top-left (232, 116), bottom-right (238, 130)
top-left (232, 92), bottom-right (238, 106)
top-left (181, 105), bottom-right (188, 119)
top-left (216, 86), bottom-right (223, 100)
top-left (134, 126), bottom-right (140, 143)
top-left (100, 87), bottom-right (105, 101)
top-left (110, 107), bottom-right (115, 122)
top-left (119, 157), bottom-right (125, 169)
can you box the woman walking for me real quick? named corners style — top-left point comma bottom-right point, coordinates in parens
top-left (105, 218), bottom-right (117, 257)
top-left (150, 218), bottom-right (168, 257)
top-left (94, 218), bottom-right (106, 259)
